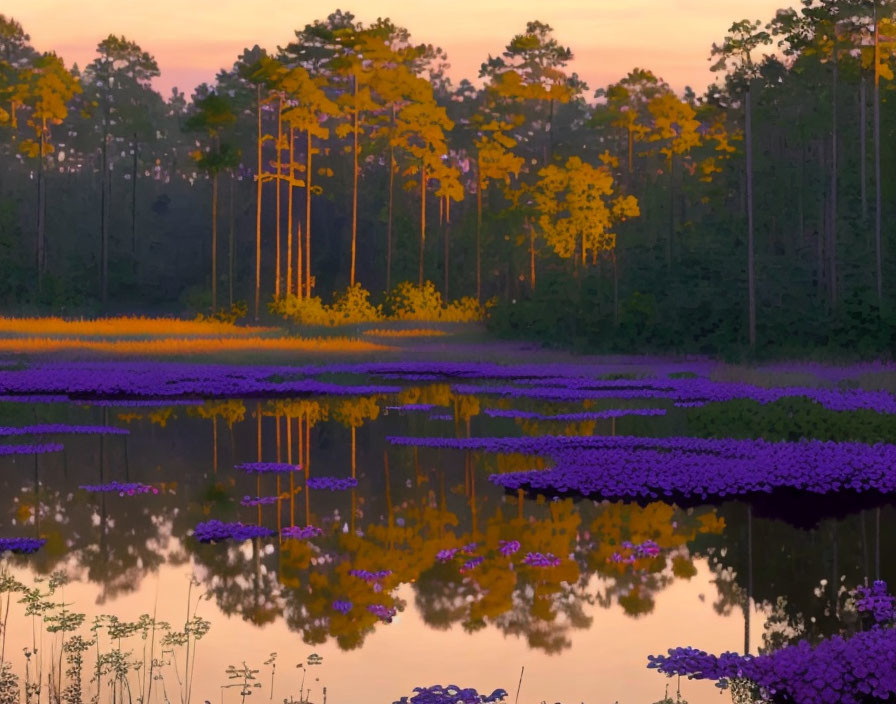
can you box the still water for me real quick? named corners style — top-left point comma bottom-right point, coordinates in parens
top-left (0, 375), bottom-right (891, 704)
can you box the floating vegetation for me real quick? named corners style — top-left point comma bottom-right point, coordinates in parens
top-left (280, 525), bottom-right (324, 539)
top-left (80, 482), bottom-right (159, 496)
top-left (240, 495), bottom-right (280, 506)
top-left (392, 685), bottom-right (507, 704)
top-left (0, 537), bottom-right (46, 554)
top-left (0, 443), bottom-right (63, 456)
top-left (235, 462), bottom-right (302, 474)
top-left (305, 476), bottom-right (358, 491)
top-left (521, 552), bottom-right (561, 567)
top-left (0, 424), bottom-right (128, 436)
top-left (193, 520), bottom-right (275, 543)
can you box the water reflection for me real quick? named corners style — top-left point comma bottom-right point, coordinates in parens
top-left (0, 385), bottom-right (892, 702)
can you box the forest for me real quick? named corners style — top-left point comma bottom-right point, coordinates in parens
top-left (2, 0), bottom-right (896, 357)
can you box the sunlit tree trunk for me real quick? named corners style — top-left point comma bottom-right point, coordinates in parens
top-left (229, 172), bottom-right (235, 307)
top-left (212, 169), bottom-right (218, 312)
top-left (386, 105), bottom-right (396, 291)
top-left (476, 159), bottom-right (483, 301)
top-left (305, 130), bottom-right (312, 299)
top-left (254, 85), bottom-right (263, 320)
top-left (419, 164), bottom-right (426, 287)
top-left (286, 127), bottom-right (294, 297)
top-left (350, 73), bottom-right (359, 287)
top-left (275, 96), bottom-right (283, 300)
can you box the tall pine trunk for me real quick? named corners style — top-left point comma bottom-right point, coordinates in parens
top-left (476, 161), bottom-right (483, 302)
top-left (286, 127), bottom-right (294, 297)
top-left (100, 131), bottom-right (108, 305)
top-left (386, 105), bottom-right (395, 291)
top-left (419, 164), bottom-right (426, 287)
top-left (829, 51), bottom-right (838, 311)
top-left (305, 130), bottom-right (312, 299)
top-left (350, 73), bottom-right (359, 287)
top-left (131, 134), bottom-right (138, 276)
top-left (746, 86), bottom-right (756, 352)
top-left (875, 17), bottom-right (884, 309)
top-left (275, 96), bottom-right (282, 300)
top-left (212, 171), bottom-right (218, 312)
top-left (254, 85), bottom-right (263, 320)
top-left (37, 124), bottom-right (46, 294)
top-left (229, 171), bottom-right (235, 307)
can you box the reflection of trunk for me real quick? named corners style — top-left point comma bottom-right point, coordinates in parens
top-left (254, 85), bottom-right (262, 320)
top-left (744, 504), bottom-right (752, 654)
top-left (876, 506), bottom-right (881, 580)
top-left (383, 451), bottom-right (394, 547)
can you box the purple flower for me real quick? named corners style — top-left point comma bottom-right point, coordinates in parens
top-left (436, 548), bottom-right (459, 563)
top-left (0, 424), bottom-right (128, 436)
top-left (306, 476), bottom-right (358, 491)
top-left (460, 556), bottom-right (485, 573)
top-left (522, 552), bottom-right (561, 568)
top-left (240, 495), bottom-right (280, 506)
top-left (349, 569), bottom-right (392, 583)
top-left (80, 482), bottom-right (159, 496)
top-left (392, 684), bottom-right (507, 704)
top-left (498, 540), bottom-right (520, 556)
top-left (235, 462), bottom-right (301, 474)
top-left (332, 600), bottom-right (352, 614)
top-left (367, 604), bottom-right (397, 622)
top-left (0, 538), bottom-right (46, 554)
top-left (281, 525), bottom-right (323, 539)
top-left (0, 443), bottom-right (63, 456)
top-left (193, 520), bottom-right (274, 543)
top-left (855, 581), bottom-right (896, 625)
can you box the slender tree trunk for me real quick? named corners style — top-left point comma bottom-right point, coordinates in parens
top-left (212, 171), bottom-right (218, 312)
top-left (286, 127), bottom-right (294, 298)
top-left (386, 105), bottom-right (395, 291)
top-left (275, 96), bottom-right (282, 300)
top-left (37, 124), bottom-right (46, 294)
top-left (350, 73), bottom-right (359, 287)
top-left (627, 127), bottom-right (633, 174)
top-left (131, 134), bottom-right (138, 278)
top-left (100, 131), bottom-right (108, 305)
top-left (296, 221), bottom-right (302, 298)
top-left (746, 86), bottom-right (756, 352)
top-left (476, 163), bottom-right (483, 301)
top-left (875, 15), bottom-right (884, 309)
top-left (613, 250), bottom-right (619, 327)
top-left (861, 77), bottom-right (868, 222)
top-left (305, 130), bottom-right (312, 299)
top-left (666, 155), bottom-right (674, 272)
top-left (528, 218), bottom-right (536, 291)
top-left (419, 164), bottom-right (426, 287)
top-left (229, 171), bottom-right (235, 308)
top-left (254, 85), bottom-right (263, 320)
top-left (443, 197), bottom-right (450, 297)
top-left (829, 51), bottom-right (838, 311)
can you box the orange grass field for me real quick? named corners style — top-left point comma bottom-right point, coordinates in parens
top-left (361, 328), bottom-right (448, 338)
top-left (0, 336), bottom-right (390, 355)
top-left (0, 316), bottom-right (278, 337)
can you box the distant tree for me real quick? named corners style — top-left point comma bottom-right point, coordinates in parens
top-left (185, 90), bottom-right (240, 312)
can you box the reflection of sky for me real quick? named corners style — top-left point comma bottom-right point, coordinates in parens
top-left (5, 558), bottom-right (759, 704)
top-left (7, 0), bottom-right (791, 97)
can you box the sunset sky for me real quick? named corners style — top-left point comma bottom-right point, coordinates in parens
top-left (9, 0), bottom-right (793, 99)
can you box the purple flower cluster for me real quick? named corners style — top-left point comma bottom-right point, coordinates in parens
top-left (281, 525), bottom-right (323, 539)
top-left (240, 495), bottom-right (279, 506)
top-left (0, 537), bottom-right (46, 554)
top-left (436, 548), bottom-right (460, 563)
top-left (385, 404), bottom-right (436, 412)
top-left (483, 408), bottom-right (666, 421)
top-left (367, 604), bottom-right (397, 622)
top-left (0, 361), bottom-right (401, 400)
top-left (0, 394), bottom-right (70, 403)
top-left (855, 581), bottom-right (896, 625)
top-left (389, 434), bottom-right (896, 501)
top-left (648, 627), bottom-right (896, 703)
top-left (193, 520), bottom-right (275, 543)
top-left (521, 552), bottom-right (561, 567)
top-left (0, 443), bottom-right (63, 455)
top-left (609, 540), bottom-right (661, 564)
top-left (235, 462), bottom-right (301, 474)
top-left (498, 540), bottom-right (520, 556)
top-left (0, 424), bottom-right (128, 436)
top-left (460, 556), bottom-right (485, 573)
top-left (80, 481), bottom-right (159, 496)
top-left (332, 600), bottom-right (352, 614)
top-left (306, 476), bottom-right (358, 490)
top-left (349, 569), bottom-right (392, 583)
top-left (392, 685), bottom-right (507, 704)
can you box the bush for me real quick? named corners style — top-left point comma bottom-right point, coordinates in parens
top-left (270, 284), bottom-right (382, 326)
top-left (384, 281), bottom-right (485, 322)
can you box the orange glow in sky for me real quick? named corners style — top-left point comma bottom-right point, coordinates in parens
top-left (8, 0), bottom-right (793, 98)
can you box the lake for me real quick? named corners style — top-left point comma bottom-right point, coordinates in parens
top-left (0, 356), bottom-right (892, 704)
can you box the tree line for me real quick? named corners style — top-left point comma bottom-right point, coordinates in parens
top-left (2, 1), bottom-right (896, 355)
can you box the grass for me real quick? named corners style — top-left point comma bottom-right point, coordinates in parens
top-left (0, 316), bottom-right (278, 337)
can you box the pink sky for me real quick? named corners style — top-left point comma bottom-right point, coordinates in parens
top-left (7, 0), bottom-right (793, 99)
